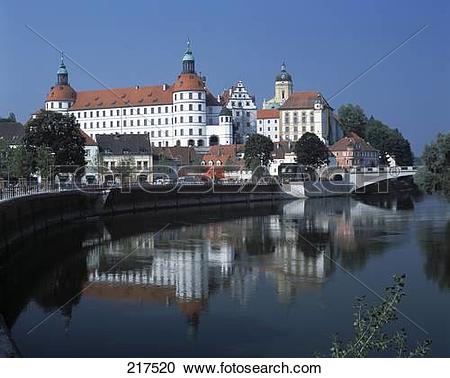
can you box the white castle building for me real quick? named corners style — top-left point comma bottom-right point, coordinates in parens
top-left (44, 42), bottom-right (233, 147)
top-left (218, 81), bottom-right (257, 144)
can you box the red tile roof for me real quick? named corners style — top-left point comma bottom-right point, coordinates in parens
top-left (79, 129), bottom-right (97, 146)
top-left (46, 84), bottom-right (77, 101)
top-left (70, 85), bottom-right (173, 110)
top-left (329, 132), bottom-right (378, 152)
top-left (173, 73), bottom-right (205, 92)
top-left (280, 91), bottom-right (330, 110)
top-left (202, 144), bottom-right (245, 165)
top-left (257, 109), bottom-right (279, 119)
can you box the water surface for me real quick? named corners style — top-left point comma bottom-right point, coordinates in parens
top-left (2, 194), bottom-right (450, 357)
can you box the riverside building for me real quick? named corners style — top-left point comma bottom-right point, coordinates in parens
top-left (44, 42), bottom-right (233, 147)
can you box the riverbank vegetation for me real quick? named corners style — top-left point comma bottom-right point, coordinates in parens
top-left (328, 275), bottom-right (431, 357)
top-left (338, 104), bottom-right (414, 165)
top-left (415, 132), bottom-right (450, 199)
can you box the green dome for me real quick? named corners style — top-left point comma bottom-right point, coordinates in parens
top-left (182, 40), bottom-right (194, 62)
top-left (275, 62), bottom-right (292, 82)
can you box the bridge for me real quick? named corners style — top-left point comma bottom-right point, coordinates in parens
top-left (285, 166), bottom-right (418, 198)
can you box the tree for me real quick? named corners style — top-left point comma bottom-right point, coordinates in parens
top-left (295, 132), bottom-right (329, 169)
top-left (244, 134), bottom-right (274, 170)
top-left (35, 146), bottom-right (56, 180)
top-left (24, 111), bottom-right (86, 177)
top-left (327, 275), bottom-right (431, 357)
top-left (338, 104), bottom-right (368, 137)
top-left (6, 143), bottom-right (33, 179)
top-left (415, 132), bottom-right (450, 198)
top-left (366, 117), bottom-right (414, 165)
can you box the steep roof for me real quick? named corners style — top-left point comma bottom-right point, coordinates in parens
top-left (0, 121), bottom-right (25, 145)
top-left (46, 84), bottom-right (77, 101)
top-left (202, 144), bottom-right (245, 165)
top-left (257, 109), bottom-right (279, 119)
top-left (80, 129), bottom-right (97, 146)
top-left (70, 85), bottom-right (173, 111)
top-left (96, 133), bottom-right (151, 155)
top-left (172, 73), bottom-right (205, 92)
top-left (280, 91), bottom-right (331, 110)
top-left (329, 132), bottom-right (378, 152)
top-left (153, 146), bottom-right (198, 165)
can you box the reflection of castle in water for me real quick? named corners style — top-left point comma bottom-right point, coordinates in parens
top-left (80, 196), bottom-right (413, 331)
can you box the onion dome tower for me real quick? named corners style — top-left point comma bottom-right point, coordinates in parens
top-left (274, 62), bottom-right (293, 105)
top-left (172, 40), bottom-right (207, 147)
top-left (182, 39), bottom-right (195, 74)
top-left (45, 52), bottom-right (77, 113)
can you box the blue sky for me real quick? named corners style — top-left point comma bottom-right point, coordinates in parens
top-left (1, 0), bottom-right (449, 154)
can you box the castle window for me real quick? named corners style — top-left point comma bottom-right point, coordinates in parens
top-left (199, 129), bottom-right (202, 135)
top-left (189, 116), bottom-right (193, 123)
top-left (189, 128), bottom-right (193, 135)
top-left (165, 118), bottom-right (168, 125)
top-left (137, 119), bottom-right (140, 126)
top-left (165, 130), bottom-right (169, 137)
top-left (110, 110), bottom-right (113, 116)
top-left (103, 110), bottom-right (106, 117)
top-left (282, 90), bottom-right (285, 99)
top-left (117, 121), bottom-right (120, 127)
top-left (90, 111), bottom-right (93, 117)
top-left (123, 109), bottom-right (126, 115)
top-left (59, 102), bottom-right (62, 108)
top-left (165, 106), bottom-right (168, 113)
top-left (180, 129), bottom-right (184, 136)
top-left (158, 119), bottom-right (161, 125)
top-left (198, 104), bottom-right (202, 111)
top-left (144, 119), bottom-right (147, 126)
top-left (110, 121), bottom-right (113, 127)
top-left (180, 116), bottom-right (184, 123)
top-left (246, 111), bottom-right (250, 117)
top-left (158, 107), bottom-right (161, 113)
top-left (77, 112), bottom-right (81, 118)
top-left (158, 130), bottom-right (161, 137)
top-left (84, 112), bottom-right (87, 118)
top-left (151, 131), bottom-right (154, 137)
top-left (137, 108), bottom-right (140, 114)
top-left (189, 92), bottom-right (193, 99)
top-left (151, 107), bottom-right (154, 114)
top-left (180, 93), bottom-right (183, 100)
top-left (144, 108), bottom-right (147, 114)
top-left (151, 119), bottom-right (154, 125)
top-left (131, 120), bottom-right (134, 126)
top-left (180, 105), bottom-right (184, 111)
top-left (103, 122), bottom-right (106, 128)
top-left (198, 116), bottom-right (202, 123)
top-left (117, 110), bottom-right (120, 116)
top-left (198, 92), bottom-right (202, 99)
top-left (246, 101), bottom-right (250, 106)
top-left (236, 111), bottom-right (240, 116)
top-left (174, 93), bottom-right (177, 100)
top-left (123, 120), bottom-right (127, 127)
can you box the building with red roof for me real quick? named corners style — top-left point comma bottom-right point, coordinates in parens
top-left (44, 42), bottom-right (232, 148)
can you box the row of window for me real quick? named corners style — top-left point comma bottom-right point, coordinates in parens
top-left (47, 102), bottom-right (72, 109)
top-left (231, 101), bottom-right (252, 108)
top-left (235, 110), bottom-right (252, 117)
top-left (74, 103), bottom-right (204, 119)
top-left (259, 126), bottom-right (278, 132)
top-left (104, 160), bottom-right (150, 169)
top-left (81, 115), bottom-right (206, 129)
top-left (284, 126), bottom-right (315, 133)
top-left (284, 114), bottom-right (315, 125)
top-left (149, 128), bottom-right (203, 138)
top-left (173, 92), bottom-right (203, 101)
top-left (335, 151), bottom-right (378, 157)
top-left (258, 119), bottom-right (278, 124)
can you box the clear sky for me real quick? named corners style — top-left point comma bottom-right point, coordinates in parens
top-left (1, 0), bottom-right (449, 154)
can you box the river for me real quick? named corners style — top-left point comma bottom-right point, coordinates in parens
top-left (1, 193), bottom-right (450, 357)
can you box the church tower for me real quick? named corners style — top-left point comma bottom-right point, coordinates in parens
top-left (57, 52), bottom-right (69, 85)
top-left (274, 62), bottom-right (293, 104)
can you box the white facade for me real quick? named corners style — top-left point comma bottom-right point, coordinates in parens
top-left (256, 110), bottom-right (280, 141)
top-left (220, 81), bottom-right (257, 144)
top-left (44, 44), bottom-right (233, 148)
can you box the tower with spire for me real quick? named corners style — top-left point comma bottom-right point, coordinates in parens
top-left (182, 39), bottom-right (195, 74)
top-left (45, 51), bottom-right (76, 113)
top-left (263, 62), bottom-right (293, 109)
top-left (57, 52), bottom-right (69, 85)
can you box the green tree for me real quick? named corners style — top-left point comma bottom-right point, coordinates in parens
top-left (35, 146), bottom-right (56, 180)
top-left (328, 275), bottom-right (431, 357)
top-left (244, 134), bottom-right (274, 170)
top-left (7, 144), bottom-right (33, 179)
top-left (295, 132), bottom-right (329, 168)
top-left (415, 132), bottom-right (450, 198)
top-left (338, 104), bottom-right (368, 137)
top-left (24, 111), bottom-right (86, 176)
top-left (366, 117), bottom-right (413, 166)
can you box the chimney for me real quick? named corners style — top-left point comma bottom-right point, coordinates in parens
top-left (162, 83), bottom-right (167, 91)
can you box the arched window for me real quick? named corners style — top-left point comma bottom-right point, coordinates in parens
top-left (216, 160), bottom-right (222, 166)
top-left (188, 139), bottom-right (195, 147)
top-left (209, 135), bottom-right (219, 146)
top-left (198, 139), bottom-right (204, 147)
top-left (176, 140), bottom-right (181, 146)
